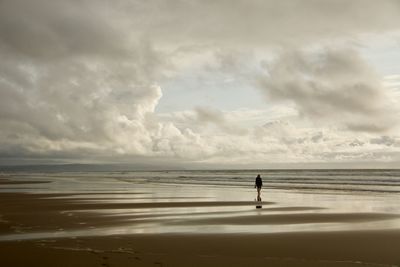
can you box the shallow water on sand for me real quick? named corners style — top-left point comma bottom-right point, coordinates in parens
top-left (1, 170), bottom-right (400, 241)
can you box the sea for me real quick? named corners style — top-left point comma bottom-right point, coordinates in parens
top-left (2, 169), bottom-right (400, 194)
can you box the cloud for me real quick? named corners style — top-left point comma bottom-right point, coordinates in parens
top-left (0, 0), bottom-right (130, 60)
top-left (115, 0), bottom-right (400, 47)
top-left (157, 107), bottom-right (250, 136)
top-left (259, 47), bottom-right (399, 132)
top-left (0, 0), bottom-right (169, 160)
top-left (1, 0), bottom-right (400, 167)
top-left (194, 107), bottom-right (248, 135)
top-left (370, 136), bottom-right (400, 147)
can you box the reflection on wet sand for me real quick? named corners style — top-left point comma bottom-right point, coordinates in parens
top-left (1, 174), bottom-right (400, 240)
top-left (2, 173), bottom-right (400, 267)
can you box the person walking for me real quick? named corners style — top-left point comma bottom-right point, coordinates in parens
top-left (255, 174), bottom-right (263, 201)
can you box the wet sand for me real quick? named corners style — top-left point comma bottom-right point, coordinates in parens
top-left (2, 230), bottom-right (400, 267)
top-left (1, 176), bottom-right (400, 266)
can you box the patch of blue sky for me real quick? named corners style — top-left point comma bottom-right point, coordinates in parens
top-left (359, 32), bottom-right (400, 76)
top-left (156, 69), bottom-right (266, 113)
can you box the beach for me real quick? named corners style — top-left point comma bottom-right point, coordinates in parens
top-left (1, 170), bottom-right (400, 266)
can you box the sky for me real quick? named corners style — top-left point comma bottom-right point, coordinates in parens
top-left (1, 0), bottom-right (400, 169)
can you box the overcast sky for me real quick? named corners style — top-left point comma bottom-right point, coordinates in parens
top-left (1, 0), bottom-right (400, 169)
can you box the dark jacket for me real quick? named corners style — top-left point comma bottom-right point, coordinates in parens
top-left (255, 176), bottom-right (262, 188)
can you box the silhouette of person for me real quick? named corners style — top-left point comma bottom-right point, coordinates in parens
top-left (255, 174), bottom-right (263, 201)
